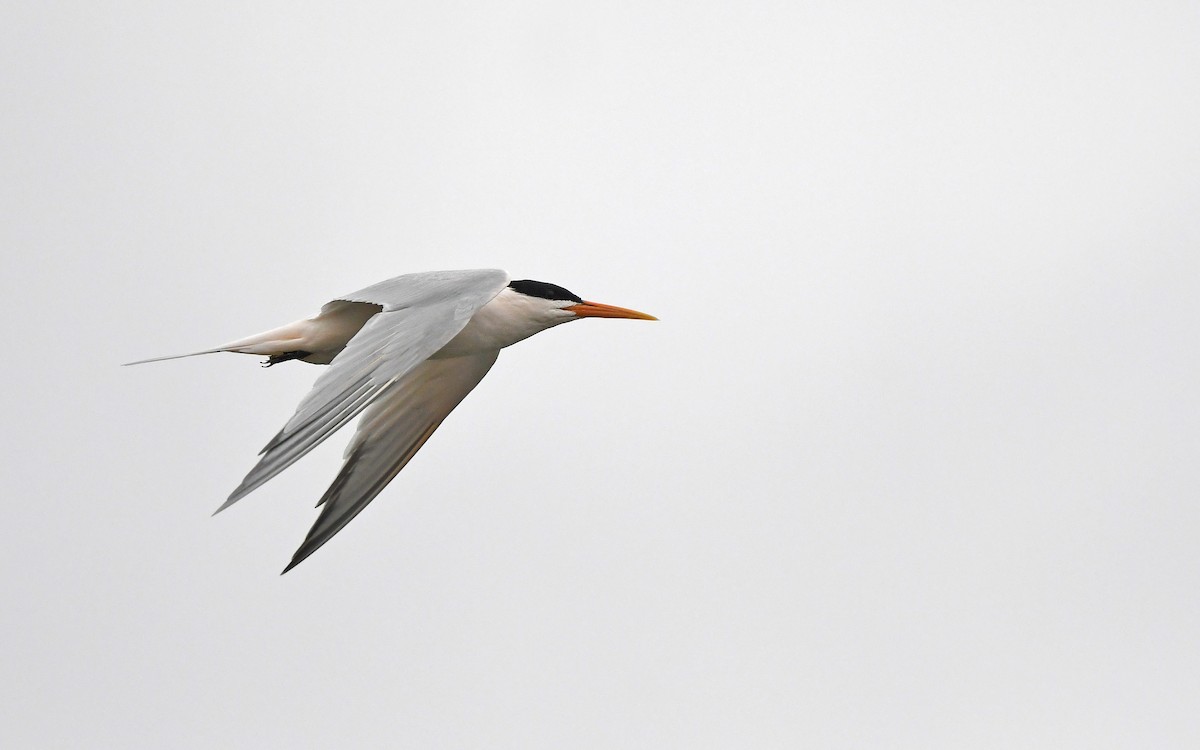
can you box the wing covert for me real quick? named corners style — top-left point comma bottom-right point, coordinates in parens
top-left (218, 269), bottom-right (508, 512)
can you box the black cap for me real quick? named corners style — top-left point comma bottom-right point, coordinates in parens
top-left (507, 280), bottom-right (582, 303)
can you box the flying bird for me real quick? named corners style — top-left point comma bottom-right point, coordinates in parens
top-left (126, 269), bottom-right (655, 572)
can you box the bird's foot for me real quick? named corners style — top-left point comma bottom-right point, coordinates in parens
top-left (262, 350), bottom-right (313, 367)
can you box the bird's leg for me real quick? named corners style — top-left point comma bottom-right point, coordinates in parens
top-left (262, 350), bottom-right (313, 367)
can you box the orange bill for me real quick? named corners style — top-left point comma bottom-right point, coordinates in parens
top-left (565, 301), bottom-right (658, 320)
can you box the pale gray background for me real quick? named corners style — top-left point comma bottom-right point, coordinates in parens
top-left (2, 1), bottom-right (1197, 747)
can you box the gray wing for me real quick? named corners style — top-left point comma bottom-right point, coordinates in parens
top-left (281, 351), bottom-right (500, 573)
top-left (218, 269), bottom-right (509, 512)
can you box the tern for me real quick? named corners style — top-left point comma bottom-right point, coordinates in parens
top-left (127, 269), bottom-right (656, 572)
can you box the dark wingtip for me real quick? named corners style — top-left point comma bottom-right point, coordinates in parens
top-left (281, 539), bottom-right (321, 574)
top-left (260, 431), bottom-right (286, 455)
top-left (212, 487), bottom-right (247, 516)
top-left (281, 548), bottom-right (312, 575)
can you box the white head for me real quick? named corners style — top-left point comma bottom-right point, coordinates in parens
top-left (442, 279), bottom-right (657, 355)
top-left (506, 279), bottom-right (658, 324)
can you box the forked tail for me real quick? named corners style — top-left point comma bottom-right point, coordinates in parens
top-left (122, 319), bottom-right (315, 366)
top-left (122, 349), bottom-right (226, 366)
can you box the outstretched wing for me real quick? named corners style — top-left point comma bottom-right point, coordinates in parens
top-left (281, 351), bottom-right (500, 573)
top-left (218, 269), bottom-right (509, 512)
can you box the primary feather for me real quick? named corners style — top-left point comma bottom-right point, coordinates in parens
top-left (218, 269), bottom-right (509, 512)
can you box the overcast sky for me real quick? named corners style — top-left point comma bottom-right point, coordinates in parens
top-left (3, 1), bottom-right (1198, 747)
